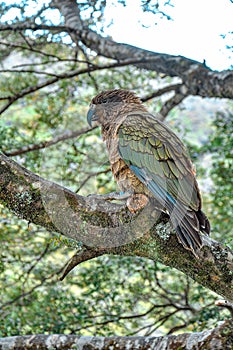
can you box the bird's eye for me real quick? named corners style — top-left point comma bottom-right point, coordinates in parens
top-left (102, 98), bottom-right (108, 104)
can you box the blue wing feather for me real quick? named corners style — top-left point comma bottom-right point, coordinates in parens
top-left (129, 165), bottom-right (176, 208)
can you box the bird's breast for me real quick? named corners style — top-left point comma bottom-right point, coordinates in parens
top-left (106, 137), bottom-right (147, 193)
top-left (112, 159), bottom-right (146, 193)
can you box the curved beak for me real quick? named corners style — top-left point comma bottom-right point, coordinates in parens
top-left (87, 104), bottom-right (98, 127)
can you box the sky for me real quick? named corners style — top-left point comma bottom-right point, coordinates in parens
top-left (2, 0), bottom-right (233, 71)
top-left (104, 0), bottom-right (233, 71)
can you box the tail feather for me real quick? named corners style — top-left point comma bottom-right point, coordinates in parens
top-left (196, 209), bottom-right (210, 235)
top-left (170, 206), bottom-right (210, 257)
top-left (127, 164), bottom-right (210, 256)
top-left (175, 224), bottom-right (201, 255)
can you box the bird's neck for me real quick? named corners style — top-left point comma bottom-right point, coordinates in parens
top-left (101, 121), bottom-right (121, 141)
top-left (101, 105), bottom-right (147, 141)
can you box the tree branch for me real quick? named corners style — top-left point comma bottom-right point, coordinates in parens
top-left (0, 152), bottom-right (233, 302)
top-left (0, 24), bottom-right (68, 33)
top-left (4, 126), bottom-right (95, 157)
top-left (51, 0), bottom-right (233, 100)
top-left (159, 90), bottom-right (188, 118)
top-left (141, 83), bottom-right (184, 102)
top-left (0, 320), bottom-right (232, 349)
top-left (59, 248), bottom-right (107, 280)
top-left (0, 57), bottom-right (177, 114)
top-left (142, 84), bottom-right (189, 119)
top-left (0, 39), bottom-right (80, 63)
top-left (0, 68), bottom-right (60, 77)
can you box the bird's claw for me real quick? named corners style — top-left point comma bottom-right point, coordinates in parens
top-left (126, 194), bottom-right (149, 213)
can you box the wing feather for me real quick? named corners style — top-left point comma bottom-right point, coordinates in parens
top-left (118, 112), bottom-right (206, 254)
top-left (118, 112), bottom-right (201, 211)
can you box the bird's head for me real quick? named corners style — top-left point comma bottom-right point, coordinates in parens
top-left (87, 89), bottom-right (144, 127)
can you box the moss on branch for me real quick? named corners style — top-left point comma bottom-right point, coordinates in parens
top-left (0, 152), bottom-right (233, 302)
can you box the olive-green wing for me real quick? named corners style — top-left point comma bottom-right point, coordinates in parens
top-left (118, 112), bottom-right (205, 254)
top-left (118, 112), bottom-right (201, 212)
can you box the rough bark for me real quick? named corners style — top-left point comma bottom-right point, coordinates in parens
top-left (51, 0), bottom-right (233, 100)
top-left (0, 319), bottom-right (232, 350)
top-left (1, 152), bottom-right (233, 302)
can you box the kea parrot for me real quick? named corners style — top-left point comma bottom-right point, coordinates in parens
top-left (87, 89), bottom-right (210, 256)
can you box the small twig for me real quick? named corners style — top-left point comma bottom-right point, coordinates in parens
top-left (145, 308), bottom-right (182, 336)
top-left (71, 302), bottom-right (174, 334)
top-left (76, 168), bottom-right (110, 193)
top-left (4, 126), bottom-right (95, 156)
top-left (1, 269), bottom-right (62, 309)
top-left (215, 299), bottom-right (233, 318)
top-left (159, 90), bottom-right (188, 119)
top-left (60, 247), bottom-right (106, 280)
top-left (141, 83), bottom-right (183, 102)
top-left (0, 40), bottom-right (89, 63)
top-left (18, 31), bottom-right (34, 50)
top-left (167, 322), bottom-right (187, 335)
top-left (0, 68), bottom-right (60, 77)
top-left (24, 243), bottom-right (51, 279)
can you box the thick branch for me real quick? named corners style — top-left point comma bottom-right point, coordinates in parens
top-left (0, 57), bottom-right (172, 114)
top-left (51, 0), bottom-right (233, 100)
top-left (159, 90), bottom-right (188, 118)
top-left (0, 152), bottom-right (233, 302)
top-left (142, 84), bottom-right (189, 119)
top-left (0, 320), bottom-right (232, 349)
top-left (141, 83), bottom-right (184, 102)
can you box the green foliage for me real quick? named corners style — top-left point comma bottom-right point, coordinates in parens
top-left (0, 230), bottom-right (225, 337)
top-left (201, 112), bottom-right (233, 248)
top-left (1, 98), bottom-right (231, 337)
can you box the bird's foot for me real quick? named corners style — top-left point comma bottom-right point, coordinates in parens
top-left (87, 191), bottom-right (133, 201)
top-left (87, 192), bottom-right (149, 212)
top-left (126, 194), bottom-right (149, 213)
